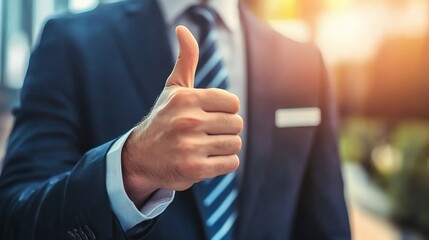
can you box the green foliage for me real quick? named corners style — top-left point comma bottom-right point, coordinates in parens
top-left (340, 117), bottom-right (429, 237)
top-left (389, 122), bottom-right (429, 237)
top-left (339, 117), bottom-right (384, 163)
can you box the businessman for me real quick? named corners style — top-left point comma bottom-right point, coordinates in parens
top-left (0, 0), bottom-right (351, 239)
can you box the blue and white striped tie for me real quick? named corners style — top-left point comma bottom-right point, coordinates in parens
top-left (190, 5), bottom-right (229, 89)
top-left (188, 5), bottom-right (238, 240)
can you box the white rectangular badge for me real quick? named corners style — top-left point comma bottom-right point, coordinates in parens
top-left (275, 107), bottom-right (321, 128)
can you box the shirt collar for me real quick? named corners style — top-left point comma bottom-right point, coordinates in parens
top-left (158, 0), bottom-right (240, 32)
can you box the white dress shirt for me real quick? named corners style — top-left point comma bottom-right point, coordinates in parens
top-left (106, 0), bottom-right (247, 231)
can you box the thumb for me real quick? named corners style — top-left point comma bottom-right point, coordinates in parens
top-left (166, 25), bottom-right (199, 88)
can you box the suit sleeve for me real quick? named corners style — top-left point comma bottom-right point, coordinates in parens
top-left (290, 51), bottom-right (351, 239)
top-left (0, 19), bottom-right (154, 239)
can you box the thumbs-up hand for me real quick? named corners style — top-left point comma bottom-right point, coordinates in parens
top-left (121, 26), bottom-right (243, 208)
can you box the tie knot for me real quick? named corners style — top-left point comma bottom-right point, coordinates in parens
top-left (188, 5), bottom-right (217, 27)
top-left (188, 4), bottom-right (229, 90)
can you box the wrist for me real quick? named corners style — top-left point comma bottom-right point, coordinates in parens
top-left (122, 129), bottom-right (159, 208)
top-left (122, 173), bottom-right (159, 208)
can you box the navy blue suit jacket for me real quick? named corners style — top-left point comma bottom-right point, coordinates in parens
top-left (0, 0), bottom-right (350, 239)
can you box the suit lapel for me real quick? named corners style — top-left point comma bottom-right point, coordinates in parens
top-left (236, 6), bottom-right (275, 239)
top-left (110, 0), bottom-right (174, 108)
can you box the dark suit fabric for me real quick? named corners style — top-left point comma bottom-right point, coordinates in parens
top-left (0, 0), bottom-right (350, 239)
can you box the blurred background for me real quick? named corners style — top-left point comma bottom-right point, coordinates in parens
top-left (1, 0), bottom-right (428, 239)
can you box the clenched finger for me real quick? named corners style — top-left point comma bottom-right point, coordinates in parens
top-left (204, 135), bottom-right (242, 156)
top-left (203, 113), bottom-right (243, 135)
top-left (205, 155), bottom-right (240, 178)
top-left (196, 88), bottom-right (240, 113)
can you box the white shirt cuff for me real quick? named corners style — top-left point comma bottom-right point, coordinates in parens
top-left (106, 129), bottom-right (175, 231)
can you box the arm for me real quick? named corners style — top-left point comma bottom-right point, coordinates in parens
top-left (290, 52), bottom-right (351, 239)
top-left (0, 19), bottom-right (154, 239)
top-left (0, 22), bottom-right (242, 239)
top-left (106, 129), bottom-right (175, 231)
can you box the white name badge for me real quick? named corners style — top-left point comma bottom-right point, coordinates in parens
top-left (275, 107), bottom-right (321, 128)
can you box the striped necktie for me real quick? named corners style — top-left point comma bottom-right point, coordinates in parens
top-left (190, 5), bottom-right (229, 89)
top-left (188, 5), bottom-right (238, 240)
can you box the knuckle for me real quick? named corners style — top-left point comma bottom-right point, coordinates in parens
top-left (171, 117), bottom-right (202, 130)
top-left (217, 155), bottom-right (239, 173)
top-left (206, 88), bottom-right (221, 98)
top-left (219, 113), bottom-right (233, 126)
top-left (176, 140), bottom-right (197, 154)
top-left (229, 155), bottom-right (240, 170)
top-left (233, 114), bottom-right (244, 133)
top-left (232, 136), bottom-right (242, 153)
top-left (214, 140), bottom-right (227, 151)
top-left (215, 136), bottom-right (242, 153)
top-left (169, 90), bottom-right (199, 107)
top-left (230, 94), bottom-right (240, 113)
top-left (178, 161), bottom-right (205, 179)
